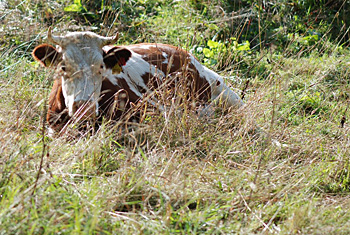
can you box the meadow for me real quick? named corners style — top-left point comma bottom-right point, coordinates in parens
top-left (1, 0), bottom-right (350, 233)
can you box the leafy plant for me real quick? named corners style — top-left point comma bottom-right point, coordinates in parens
top-left (195, 38), bottom-right (250, 68)
top-left (64, 0), bottom-right (86, 13)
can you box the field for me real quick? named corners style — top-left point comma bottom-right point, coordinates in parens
top-left (1, 0), bottom-right (350, 234)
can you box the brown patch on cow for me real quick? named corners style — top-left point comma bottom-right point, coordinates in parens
top-left (128, 44), bottom-right (189, 75)
top-left (100, 78), bottom-right (141, 122)
top-left (188, 65), bottom-right (211, 103)
top-left (116, 79), bottom-right (141, 103)
top-left (46, 78), bottom-right (69, 131)
top-left (140, 72), bottom-right (163, 91)
top-left (99, 78), bottom-right (120, 113)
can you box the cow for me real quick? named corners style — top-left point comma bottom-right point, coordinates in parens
top-left (32, 28), bottom-right (244, 134)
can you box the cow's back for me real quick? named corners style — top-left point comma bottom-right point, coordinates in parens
top-left (105, 43), bottom-right (212, 105)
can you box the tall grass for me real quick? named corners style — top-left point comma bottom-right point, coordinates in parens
top-left (1, 0), bottom-right (350, 233)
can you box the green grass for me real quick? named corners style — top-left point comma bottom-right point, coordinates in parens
top-left (2, 0), bottom-right (350, 234)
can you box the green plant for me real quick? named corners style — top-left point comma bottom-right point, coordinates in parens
top-left (64, 0), bottom-right (86, 12)
top-left (194, 38), bottom-right (250, 69)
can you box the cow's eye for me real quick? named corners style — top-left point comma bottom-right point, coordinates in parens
top-left (100, 65), bottom-right (104, 69)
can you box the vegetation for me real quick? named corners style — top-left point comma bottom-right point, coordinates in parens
top-left (1, 0), bottom-right (350, 233)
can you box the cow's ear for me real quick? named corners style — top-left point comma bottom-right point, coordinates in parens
top-left (32, 44), bottom-right (61, 67)
top-left (104, 47), bottom-right (132, 74)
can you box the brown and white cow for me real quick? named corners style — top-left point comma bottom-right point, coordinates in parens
top-left (32, 28), bottom-right (244, 133)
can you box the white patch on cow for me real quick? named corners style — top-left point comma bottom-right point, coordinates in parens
top-left (162, 52), bottom-right (168, 64)
top-left (189, 55), bottom-right (244, 108)
top-left (105, 50), bottom-right (166, 109)
top-left (102, 45), bottom-right (114, 51)
top-left (61, 76), bottom-right (75, 116)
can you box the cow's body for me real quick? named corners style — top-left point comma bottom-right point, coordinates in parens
top-left (32, 30), bottom-right (244, 133)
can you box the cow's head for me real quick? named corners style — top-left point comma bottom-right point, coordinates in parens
top-left (32, 28), bottom-right (131, 119)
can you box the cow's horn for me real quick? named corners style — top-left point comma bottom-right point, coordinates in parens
top-left (47, 27), bottom-right (64, 45)
top-left (100, 32), bottom-right (119, 46)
